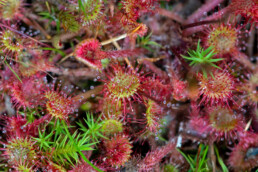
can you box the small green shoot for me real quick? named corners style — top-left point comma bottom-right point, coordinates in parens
top-left (39, 7), bottom-right (60, 33)
top-left (4, 59), bottom-right (22, 83)
top-left (214, 146), bottom-right (229, 172)
top-left (52, 129), bottom-right (95, 165)
top-left (48, 119), bottom-right (70, 140)
top-left (137, 32), bottom-right (162, 52)
top-left (33, 120), bottom-right (98, 167)
top-left (177, 144), bottom-right (210, 172)
top-left (62, 120), bottom-right (103, 172)
top-left (33, 129), bottom-right (54, 151)
top-left (77, 112), bottom-right (107, 143)
top-left (78, 0), bottom-right (87, 17)
top-left (41, 47), bottom-right (66, 57)
top-left (181, 40), bottom-right (223, 78)
top-left (19, 108), bottom-right (40, 124)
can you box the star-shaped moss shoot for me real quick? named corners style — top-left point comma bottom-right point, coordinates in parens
top-left (181, 40), bottom-right (223, 78)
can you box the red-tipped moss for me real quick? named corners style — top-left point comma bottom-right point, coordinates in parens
top-left (121, 0), bottom-right (159, 23)
top-left (143, 76), bottom-right (171, 102)
top-left (78, 0), bottom-right (104, 26)
top-left (241, 72), bottom-right (258, 105)
top-left (100, 97), bottom-right (124, 119)
top-left (188, 115), bottom-right (210, 137)
top-left (2, 114), bottom-right (50, 138)
top-left (189, 106), bottom-right (245, 142)
top-left (129, 23), bottom-right (148, 39)
top-left (171, 78), bottom-right (188, 101)
top-left (74, 38), bottom-right (142, 69)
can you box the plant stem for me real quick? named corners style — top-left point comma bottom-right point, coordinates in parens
top-left (0, 23), bottom-right (50, 47)
top-left (4, 60), bottom-right (22, 83)
top-left (156, 8), bottom-right (184, 23)
top-left (137, 55), bottom-right (166, 64)
top-left (195, 145), bottom-right (202, 172)
top-left (235, 51), bottom-right (256, 72)
top-left (62, 120), bottom-right (103, 172)
top-left (101, 24), bottom-right (142, 46)
top-left (141, 60), bottom-right (168, 79)
top-left (183, 7), bottom-right (228, 36)
top-left (30, 17), bottom-right (52, 39)
top-left (108, 35), bottom-right (134, 70)
top-left (48, 67), bottom-right (101, 78)
top-left (210, 144), bottom-right (216, 172)
top-left (185, 0), bottom-right (225, 24)
top-left (101, 33), bottom-right (128, 46)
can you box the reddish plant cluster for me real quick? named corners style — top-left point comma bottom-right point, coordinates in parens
top-left (0, 0), bottom-right (257, 171)
top-left (103, 135), bottom-right (132, 167)
top-left (229, 0), bottom-right (258, 22)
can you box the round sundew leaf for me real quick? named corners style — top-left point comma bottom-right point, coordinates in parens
top-left (0, 0), bottom-right (22, 20)
top-left (209, 107), bottom-right (239, 132)
top-left (104, 135), bottom-right (132, 167)
top-left (45, 90), bottom-right (76, 120)
top-left (74, 38), bottom-right (106, 70)
top-left (198, 70), bottom-right (235, 106)
top-left (106, 70), bottom-right (141, 99)
top-left (0, 30), bottom-right (23, 55)
top-left (101, 119), bottom-right (123, 137)
top-left (206, 25), bottom-right (238, 54)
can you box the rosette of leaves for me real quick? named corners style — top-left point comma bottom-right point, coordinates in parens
top-left (181, 40), bottom-right (223, 78)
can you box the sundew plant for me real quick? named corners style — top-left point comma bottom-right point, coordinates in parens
top-left (0, 0), bottom-right (257, 171)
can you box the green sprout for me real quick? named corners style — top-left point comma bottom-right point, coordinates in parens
top-left (177, 144), bottom-right (210, 172)
top-left (77, 112), bottom-right (107, 143)
top-left (181, 40), bottom-right (223, 78)
top-left (33, 120), bottom-right (97, 167)
top-left (136, 32), bottom-right (162, 52)
top-left (177, 144), bottom-right (229, 172)
top-left (48, 119), bottom-right (73, 141)
top-left (33, 129), bottom-right (54, 151)
top-left (3, 59), bottom-right (22, 83)
top-left (39, 7), bottom-right (60, 33)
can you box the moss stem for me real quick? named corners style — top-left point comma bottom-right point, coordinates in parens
top-left (62, 120), bottom-right (103, 172)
